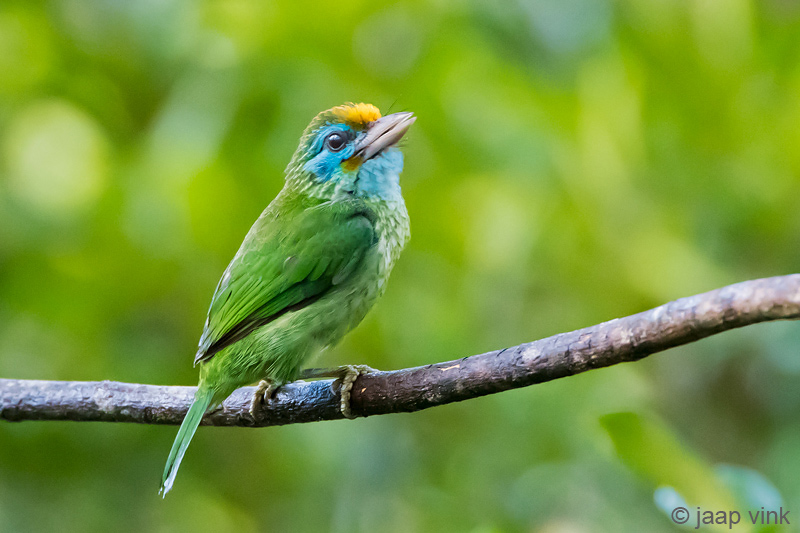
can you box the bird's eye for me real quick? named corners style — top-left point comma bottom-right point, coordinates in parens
top-left (325, 132), bottom-right (347, 152)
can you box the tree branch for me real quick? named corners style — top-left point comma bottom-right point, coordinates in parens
top-left (2, 275), bottom-right (799, 427)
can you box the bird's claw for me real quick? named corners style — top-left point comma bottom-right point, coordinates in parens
top-left (338, 364), bottom-right (376, 420)
top-left (298, 364), bottom-right (377, 419)
top-left (249, 379), bottom-right (278, 419)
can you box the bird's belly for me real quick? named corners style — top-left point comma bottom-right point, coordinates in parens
top-left (289, 250), bottom-right (387, 347)
top-left (222, 251), bottom-right (386, 384)
top-left (201, 238), bottom-right (397, 394)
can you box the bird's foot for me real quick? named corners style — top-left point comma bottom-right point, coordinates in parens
top-left (249, 379), bottom-right (279, 419)
top-left (338, 364), bottom-right (376, 419)
top-left (299, 365), bottom-right (377, 419)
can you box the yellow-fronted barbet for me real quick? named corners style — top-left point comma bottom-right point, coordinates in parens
top-left (160, 103), bottom-right (415, 496)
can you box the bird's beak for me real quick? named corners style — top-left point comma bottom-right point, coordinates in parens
top-left (354, 112), bottom-right (416, 161)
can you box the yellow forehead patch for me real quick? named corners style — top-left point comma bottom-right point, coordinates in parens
top-left (331, 103), bottom-right (381, 127)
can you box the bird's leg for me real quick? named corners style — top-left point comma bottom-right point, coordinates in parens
top-left (249, 379), bottom-right (279, 419)
top-left (299, 365), bottom-right (378, 419)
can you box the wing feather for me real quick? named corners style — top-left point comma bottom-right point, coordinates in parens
top-left (194, 201), bottom-right (376, 364)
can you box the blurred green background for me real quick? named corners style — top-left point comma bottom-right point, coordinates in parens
top-left (1, 0), bottom-right (800, 531)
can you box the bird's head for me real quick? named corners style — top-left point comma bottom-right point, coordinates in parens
top-left (286, 103), bottom-right (415, 201)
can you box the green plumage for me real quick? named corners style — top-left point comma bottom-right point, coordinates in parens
top-left (161, 388), bottom-right (213, 495)
top-left (160, 103), bottom-right (414, 496)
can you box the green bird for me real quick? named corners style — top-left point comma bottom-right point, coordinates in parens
top-left (160, 103), bottom-right (414, 496)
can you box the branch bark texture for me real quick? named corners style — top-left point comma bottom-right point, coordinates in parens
top-left (2, 275), bottom-right (799, 427)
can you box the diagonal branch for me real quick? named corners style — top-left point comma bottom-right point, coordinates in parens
top-left (2, 275), bottom-right (799, 427)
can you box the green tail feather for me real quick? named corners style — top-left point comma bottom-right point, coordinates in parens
top-left (160, 387), bottom-right (214, 497)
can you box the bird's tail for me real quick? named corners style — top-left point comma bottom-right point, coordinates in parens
top-left (160, 387), bottom-right (214, 497)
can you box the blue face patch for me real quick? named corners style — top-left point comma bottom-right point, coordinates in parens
top-left (301, 124), bottom-right (405, 201)
top-left (303, 124), bottom-right (356, 181)
top-left (354, 148), bottom-right (404, 200)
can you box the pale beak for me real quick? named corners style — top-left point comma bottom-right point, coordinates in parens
top-left (353, 112), bottom-right (416, 160)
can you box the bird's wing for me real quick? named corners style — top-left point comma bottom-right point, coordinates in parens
top-left (194, 201), bottom-right (377, 364)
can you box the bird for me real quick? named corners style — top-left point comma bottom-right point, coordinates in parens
top-left (159, 102), bottom-right (415, 497)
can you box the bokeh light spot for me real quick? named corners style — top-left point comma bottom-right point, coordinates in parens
top-left (3, 100), bottom-right (109, 217)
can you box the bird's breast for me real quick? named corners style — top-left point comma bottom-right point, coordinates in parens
top-left (329, 198), bottom-right (409, 330)
top-left (373, 198), bottom-right (410, 284)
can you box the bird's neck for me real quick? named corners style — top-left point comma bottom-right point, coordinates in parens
top-left (277, 178), bottom-right (409, 271)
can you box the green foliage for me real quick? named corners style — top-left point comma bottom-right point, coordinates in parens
top-left (602, 412), bottom-right (735, 511)
top-left (2, 0), bottom-right (800, 531)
